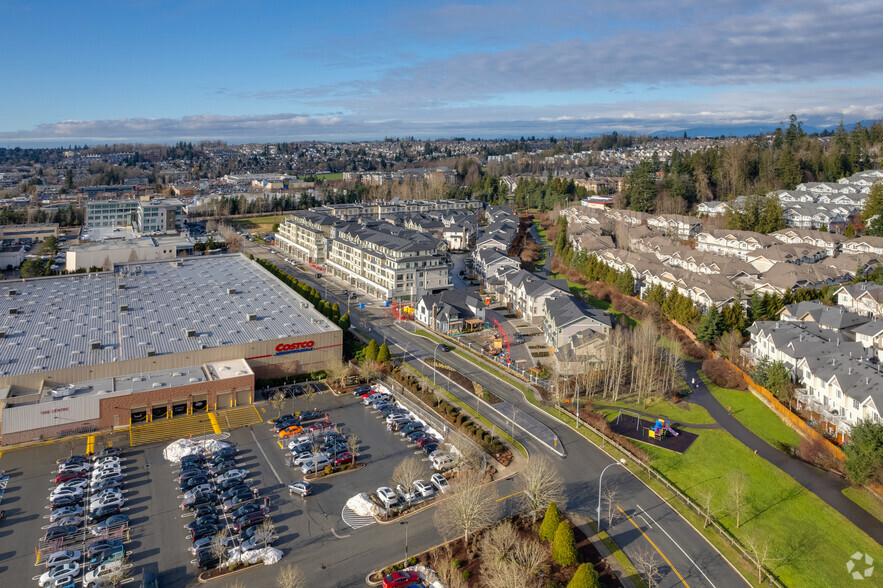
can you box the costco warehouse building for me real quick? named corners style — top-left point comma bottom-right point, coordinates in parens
top-left (0, 254), bottom-right (342, 444)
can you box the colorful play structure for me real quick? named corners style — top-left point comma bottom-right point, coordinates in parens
top-left (646, 418), bottom-right (679, 441)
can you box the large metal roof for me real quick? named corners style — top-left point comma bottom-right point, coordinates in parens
top-left (0, 254), bottom-right (338, 377)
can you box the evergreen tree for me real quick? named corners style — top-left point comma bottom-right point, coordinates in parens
top-left (364, 339), bottom-right (379, 362)
top-left (843, 421), bottom-right (883, 484)
top-left (552, 520), bottom-right (579, 566)
top-left (338, 312), bottom-right (351, 331)
top-left (567, 563), bottom-right (600, 588)
top-left (696, 306), bottom-right (723, 344)
top-left (331, 302), bottom-right (340, 315)
top-left (376, 343), bottom-right (391, 362)
top-left (615, 270), bottom-right (635, 294)
top-left (863, 184), bottom-right (883, 237)
top-left (624, 160), bottom-right (658, 212)
top-left (539, 501), bottom-right (561, 542)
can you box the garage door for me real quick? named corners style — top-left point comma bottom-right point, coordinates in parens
top-left (152, 404), bottom-right (168, 420)
top-left (172, 399), bottom-right (188, 417)
top-left (235, 389), bottom-right (252, 406)
top-left (192, 396), bottom-right (207, 413)
top-left (131, 408), bottom-right (147, 424)
top-left (216, 393), bottom-right (233, 410)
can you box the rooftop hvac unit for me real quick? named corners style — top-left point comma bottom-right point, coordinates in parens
top-left (89, 340), bottom-right (101, 350)
top-left (227, 288), bottom-right (237, 295)
top-left (8, 308), bottom-right (18, 315)
top-left (119, 304), bottom-right (129, 312)
top-left (146, 348), bottom-right (156, 357)
top-left (189, 377), bottom-right (201, 383)
top-left (245, 313), bottom-right (257, 322)
top-left (0, 330), bottom-right (6, 339)
top-left (152, 382), bottom-right (162, 388)
top-left (117, 283), bottom-right (126, 290)
top-left (183, 328), bottom-right (196, 338)
top-left (7, 289), bottom-right (16, 296)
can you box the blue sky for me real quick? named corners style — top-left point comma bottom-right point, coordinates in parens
top-left (2, 0), bottom-right (882, 144)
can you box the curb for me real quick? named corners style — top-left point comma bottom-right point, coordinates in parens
top-left (197, 562), bottom-right (264, 583)
top-left (303, 462), bottom-right (365, 481)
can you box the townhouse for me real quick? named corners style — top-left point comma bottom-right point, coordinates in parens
top-left (696, 228), bottom-right (777, 260)
top-left (834, 282), bottom-right (883, 318)
top-left (414, 289), bottom-right (486, 334)
top-left (696, 201), bottom-right (731, 217)
top-left (541, 293), bottom-right (614, 351)
top-left (753, 262), bottom-right (852, 295)
top-left (770, 228), bottom-right (844, 257)
top-left (500, 269), bottom-right (570, 324)
top-left (646, 214), bottom-right (702, 239)
top-left (745, 243), bottom-right (828, 273)
top-left (473, 247), bottom-right (520, 281)
top-left (842, 236), bottom-right (883, 256)
top-left (778, 300), bottom-right (869, 337)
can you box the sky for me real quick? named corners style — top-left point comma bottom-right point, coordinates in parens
top-left (1, 0), bottom-right (882, 145)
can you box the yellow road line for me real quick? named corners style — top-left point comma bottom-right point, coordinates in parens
top-left (86, 435), bottom-right (95, 454)
top-left (496, 490), bottom-right (523, 502)
top-left (208, 412), bottom-right (222, 434)
top-left (618, 506), bottom-right (689, 587)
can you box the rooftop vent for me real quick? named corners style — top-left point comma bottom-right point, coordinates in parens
top-left (119, 304), bottom-right (129, 312)
top-left (8, 308), bottom-right (18, 315)
top-left (245, 313), bottom-right (257, 322)
top-left (117, 283), bottom-right (126, 290)
top-left (146, 348), bottom-right (156, 357)
top-left (0, 330), bottom-right (6, 339)
top-left (227, 288), bottom-right (237, 295)
top-left (90, 340), bottom-right (101, 350)
top-left (183, 328), bottom-right (196, 338)
top-left (7, 289), bottom-right (17, 296)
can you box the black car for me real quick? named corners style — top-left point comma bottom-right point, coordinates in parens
top-left (88, 504), bottom-right (121, 524)
top-left (209, 460), bottom-right (237, 477)
top-left (58, 455), bottom-right (89, 466)
top-left (273, 418), bottom-right (300, 433)
top-left (221, 484), bottom-right (250, 501)
top-left (217, 477), bottom-right (249, 492)
top-left (43, 524), bottom-right (79, 542)
top-left (178, 468), bottom-right (206, 482)
top-left (92, 477), bottom-right (125, 492)
top-left (231, 503), bottom-right (262, 519)
top-left (196, 550), bottom-right (219, 571)
top-left (182, 492), bottom-right (218, 510)
top-left (192, 504), bottom-right (219, 519)
top-left (270, 413), bottom-right (296, 424)
top-left (353, 384), bottom-right (373, 395)
top-left (180, 476), bottom-right (210, 492)
top-left (180, 454), bottom-right (205, 466)
top-left (51, 495), bottom-right (84, 509)
top-left (85, 539), bottom-right (123, 565)
top-left (187, 514), bottom-right (220, 531)
top-left (223, 492), bottom-right (255, 512)
top-left (93, 447), bottom-right (121, 460)
top-left (421, 443), bottom-right (439, 454)
top-left (407, 430), bottom-right (430, 443)
top-left (211, 447), bottom-right (237, 462)
top-left (191, 523), bottom-right (223, 542)
top-left (297, 410), bottom-right (322, 423)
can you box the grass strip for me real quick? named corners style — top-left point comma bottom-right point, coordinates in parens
top-left (585, 519), bottom-right (647, 588)
top-left (842, 486), bottom-right (883, 524)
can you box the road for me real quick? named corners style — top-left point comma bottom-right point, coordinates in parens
top-left (247, 242), bottom-right (748, 588)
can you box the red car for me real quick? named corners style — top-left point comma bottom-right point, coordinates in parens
top-left (416, 436), bottom-right (438, 448)
top-left (331, 452), bottom-right (355, 467)
top-left (383, 570), bottom-right (420, 588)
top-left (306, 421), bottom-right (333, 434)
top-left (55, 471), bottom-right (86, 484)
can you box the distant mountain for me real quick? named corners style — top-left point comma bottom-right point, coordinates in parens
top-left (650, 120), bottom-right (880, 138)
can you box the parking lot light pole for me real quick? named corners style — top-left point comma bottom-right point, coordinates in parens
top-left (400, 521), bottom-right (409, 563)
top-left (432, 343), bottom-right (444, 387)
top-left (597, 459), bottom-right (627, 532)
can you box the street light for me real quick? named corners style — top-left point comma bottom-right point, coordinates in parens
top-left (432, 342), bottom-right (445, 387)
top-left (597, 459), bottom-right (627, 532)
top-left (400, 521), bottom-right (409, 563)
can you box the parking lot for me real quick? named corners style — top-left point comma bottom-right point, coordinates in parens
top-left (0, 386), bottom-right (464, 587)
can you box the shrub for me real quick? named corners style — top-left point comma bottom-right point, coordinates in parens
top-left (552, 520), bottom-right (578, 566)
top-left (324, 464), bottom-right (333, 475)
top-left (539, 501), bottom-right (561, 542)
top-left (567, 563), bottom-right (600, 588)
top-left (701, 358), bottom-right (747, 390)
top-left (461, 570), bottom-right (470, 580)
top-left (798, 436), bottom-right (842, 471)
top-left (451, 558), bottom-right (461, 569)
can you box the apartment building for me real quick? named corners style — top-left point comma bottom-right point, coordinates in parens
top-left (274, 211), bottom-right (342, 266)
top-left (85, 199), bottom-right (184, 235)
top-left (325, 221), bottom-right (451, 301)
top-left (696, 228), bottom-right (777, 259)
top-left (834, 282), bottom-right (883, 319)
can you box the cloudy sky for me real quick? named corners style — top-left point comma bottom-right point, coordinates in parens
top-left (2, 0), bottom-right (882, 145)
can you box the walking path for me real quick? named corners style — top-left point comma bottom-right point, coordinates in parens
top-left (592, 403), bottom-right (722, 429)
top-left (682, 361), bottom-right (883, 545)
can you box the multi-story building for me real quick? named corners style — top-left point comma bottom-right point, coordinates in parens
top-left (274, 211), bottom-right (340, 266)
top-left (325, 221), bottom-right (451, 300)
top-left (85, 199), bottom-right (183, 235)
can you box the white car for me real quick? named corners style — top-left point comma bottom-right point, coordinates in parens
top-left (413, 479), bottom-right (435, 498)
top-left (50, 486), bottom-right (83, 501)
top-left (215, 469), bottom-right (247, 485)
top-left (395, 484), bottom-right (417, 504)
top-left (241, 532), bottom-right (275, 551)
top-left (376, 486), bottom-right (398, 508)
top-left (430, 473), bottom-right (450, 493)
top-left (49, 506), bottom-right (84, 522)
top-left (300, 456), bottom-right (330, 475)
top-left (92, 488), bottom-right (123, 501)
top-left (290, 452), bottom-right (320, 466)
top-left (44, 549), bottom-right (81, 568)
top-left (84, 559), bottom-right (122, 588)
top-left (90, 494), bottom-right (124, 512)
top-left (94, 456), bottom-right (120, 467)
top-left (58, 463), bottom-right (90, 474)
top-left (91, 467), bottom-right (121, 480)
top-left (52, 515), bottom-right (84, 527)
top-left (431, 455), bottom-right (455, 472)
top-left (428, 450), bottom-right (447, 461)
top-left (183, 484), bottom-right (214, 499)
top-left (38, 563), bottom-right (80, 587)
top-left (57, 479), bottom-right (90, 491)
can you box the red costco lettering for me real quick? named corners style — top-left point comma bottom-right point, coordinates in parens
top-left (275, 341), bottom-right (315, 352)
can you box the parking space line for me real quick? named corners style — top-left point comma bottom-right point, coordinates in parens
top-left (250, 428), bottom-right (283, 485)
top-left (619, 505), bottom-right (689, 587)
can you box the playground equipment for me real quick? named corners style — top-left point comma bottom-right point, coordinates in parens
top-left (646, 418), bottom-right (679, 441)
top-left (488, 318), bottom-right (511, 364)
top-left (388, 300), bottom-right (414, 321)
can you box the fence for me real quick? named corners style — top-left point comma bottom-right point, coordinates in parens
top-left (553, 405), bottom-right (784, 588)
top-left (713, 353), bottom-right (847, 463)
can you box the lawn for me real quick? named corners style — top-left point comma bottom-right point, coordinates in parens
top-left (596, 397), bottom-right (716, 425)
top-left (647, 429), bottom-right (883, 587)
top-left (232, 215), bottom-right (285, 232)
top-left (305, 172), bottom-right (343, 180)
top-left (700, 374), bottom-right (802, 449)
top-left (842, 486), bottom-right (883, 524)
top-left (533, 219), bottom-right (551, 245)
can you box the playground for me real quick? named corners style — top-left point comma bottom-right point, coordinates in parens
top-left (608, 410), bottom-right (699, 454)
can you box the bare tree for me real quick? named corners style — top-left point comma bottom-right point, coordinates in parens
top-left (743, 531), bottom-right (776, 584)
top-left (346, 434), bottom-right (361, 461)
top-left (255, 517), bottom-right (276, 550)
top-left (482, 523), bottom-right (547, 588)
top-left (210, 531), bottom-right (228, 567)
top-left (481, 520), bottom-right (518, 565)
top-left (218, 223), bottom-right (243, 251)
top-left (726, 472), bottom-right (750, 528)
top-left (358, 361), bottom-right (382, 383)
top-left (433, 470), bottom-right (499, 547)
top-left (106, 554), bottom-right (132, 587)
top-left (276, 564), bottom-right (307, 588)
top-left (633, 546), bottom-right (663, 588)
top-left (391, 457), bottom-right (427, 506)
top-left (269, 391), bottom-right (286, 420)
top-left (512, 537), bottom-right (548, 580)
top-left (324, 356), bottom-right (348, 390)
top-left (518, 455), bottom-right (567, 523)
top-left (698, 487), bottom-right (725, 528)
top-left (602, 481), bottom-right (622, 529)
top-left (431, 549), bottom-right (468, 588)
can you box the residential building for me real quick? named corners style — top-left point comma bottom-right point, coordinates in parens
top-left (414, 289), bottom-right (485, 334)
top-left (834, 282), bottom-right (883, 318)
top-left (541, 294), bottom-right (613, 351)
top-left (696, 201), bottom-right (731, 217)
top-left (696, 228), bottom-right (777, 259)
top-left (85, 199), bottom-right (183, 235)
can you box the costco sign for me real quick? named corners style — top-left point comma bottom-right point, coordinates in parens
top-left (275, 341), bottom-right (315, 356)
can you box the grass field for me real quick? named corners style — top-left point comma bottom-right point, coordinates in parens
top-left (232, 215), bottom-right (285, 232)
top-left (843, 486), bottom-right (883, 524)
top-left (700, 374), bottom-right (802, 449)
top-left (598, 396), bottom-right (716, 425)
top-left (647, 428), bottom-right (883, 587)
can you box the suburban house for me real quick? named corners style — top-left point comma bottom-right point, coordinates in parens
top-left (473, 247), bottom-right (520, 281)
top-left (501, 269), bottom-right (570, 324)
top-left (834, 282), bottom-right (883, 318)
top-left (696, 201), bottom-right (731, 217)
top-left (541, 294), bottom-right (614, 351)
top-left (414, 289), bottom-right (486, 334)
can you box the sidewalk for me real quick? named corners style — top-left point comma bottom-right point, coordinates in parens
top-left (570, 512), bottom-right (637, 588)
top-left (682, 360), bottom-right (883, 545)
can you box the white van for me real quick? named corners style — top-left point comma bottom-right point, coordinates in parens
top-left (431, 454), bottom-right (455, 472)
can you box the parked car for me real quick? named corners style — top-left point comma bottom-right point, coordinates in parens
top-left (50, 485), bottom-right (83, 500)
top-left (84, 559), bottom-right (123, 588)
top-left (273, 418), bottom-right (300, 433)
top-left (430, 473), bottom-right (450, 493)
top-left (353, 384), bottom-right (373, 395)
top-left (323, 443), bottom-right (348, 457)
top-left (42, 524), bottom-right (80, 542)
top-left (88, 504), bottom-right (121, 525)
top-left (91, 514), bottom-right (129, 536)
top-left (297, 410), bottom-right (322, 422)
top-left (183, 484), bottom-right (214, 499)
top-left (278, 425), bottom-right (304, 439)
top-left (431, 454), bottom-right (455, 471)
top-left (191, 523), bottom-right (223, 542)
top-left (190, 534), bottom-right (229, 556)
top-left (181, 492), bottom-right (218, 510)
top-left (270, 413), bottom-right (296, 424)
top-left (192, 504), bottom-right (219, 519)
top-left (301, 456), bottom-right (331, 474)
top-left (376, 486), bottom-right (398, 508)
top-left (288, 481), bottom-right (313, 497)
top-left (382, 570), bottom-right (421, 588)
top-left (287, 440), bottom-right (313, 453)
top-left (306, 421), bottom-right (334, 434)
top-left (195, 549), bottom-right (220, 570)
top-left (413, 480), bottom-right (435, 498)
top-left (57, 478), bottom-right (90, 491)
top-left (55, 470), bottom-right (86, 484)
top-left (211, 446), bottom-right (237, 461)
top-left (177, 468), bottom-right (206, 483)
top-left (51, 495), bottom-right (84, 510)
top-left (93, 447), bottom-right (121, 460)
top-left (89, 493), bottom-right (123, 512)
top-left (216, 476), bottom-right (248, 493)
top-left (232, 503), bottom-right (262, 519)
top-left (398, 422), bottom-right (425, 437)
top-left (220, 484), bottom-right (251, 501)
top-left (91, 476), bottom-right (125, 492)
top-left (208, 460), bottom-right (237, 477)
top-left (93, 456), bottom-right (120, 467)
top-left (421, 443), bottom-right (439, 455)
top-left (85, 539), bottom-right (123, 561)
top-left (331, 452), bottom-right (355, 467)
top-left (223, 492), bottom-right (256, 513)
top-left (57, 455), bottom-right (88, 466)
top-left (395, 484), bottom-right (417, 504)
top-left (44, 549), bottom-right (82, 568)
top-left (215, 469), bottom-right (247, 485)
top-left (232, 511), bottom-right (265, 533)
top-left (416, 435), bottom-right (439, 448)
top-left (290, 452), bottom-right (320, 466)
top-left (49, 506), bottom-right (84, 523)
top-left (187, 514), bottom-right (220, 531)
top-left (180, 476), bottom-right (210, 492)
top-left (38, 563), bottom-right (80, 587)
top-left (180, 454), bottom-right (205, 467)
top-left (58, 463), bottom-right (90, 475)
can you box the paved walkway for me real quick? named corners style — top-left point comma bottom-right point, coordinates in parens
top-left (682, 361), bottom-right (883, 545)
top-left (593, 403), bottom-right (722, 429)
